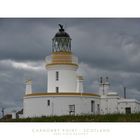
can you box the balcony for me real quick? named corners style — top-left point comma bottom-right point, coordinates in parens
top-left (45, 53), bottom-right (78, 66)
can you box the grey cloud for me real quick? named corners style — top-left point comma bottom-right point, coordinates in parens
top-left (0, 59), bottom-right (46, 116)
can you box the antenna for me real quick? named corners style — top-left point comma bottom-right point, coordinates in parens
top-left (123, 87), bottom-right (126, 99)
top-left (2, 107), bottom-right (4, 118)
top-left (100, 77), bottom-right (103, 84)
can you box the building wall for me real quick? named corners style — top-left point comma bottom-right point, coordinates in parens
top-left (100, 96), bottom-right (140, 115)
top-left (100, 95), bottom-right (120, 114)
top-left (24, 95), bottom-right (140, 117)
top-left (100, 97), bottom-right (118, 114)
top-left (24, 97), bottom-right (52, 117)
top-left (100, 97), bottom-right (108, 114)
top-left (47, 65), bottom-right (78, 93)
top-left (107, 98), bottom-right (119, 114)
top-left (118, 100), bottom-right (140, 114)
top-left (23, 95), bottom-right (100, 118)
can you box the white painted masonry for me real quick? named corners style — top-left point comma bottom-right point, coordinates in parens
top-left (24, 94), bottom-right (100, 118)
top-left (46, 64), bottom-right (78, 93)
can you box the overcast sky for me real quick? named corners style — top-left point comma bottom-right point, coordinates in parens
top-left (1, 18), bottom-right (140, 116)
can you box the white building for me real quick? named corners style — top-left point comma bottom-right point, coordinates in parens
top-left (23, 25), bottom-right (140, 118)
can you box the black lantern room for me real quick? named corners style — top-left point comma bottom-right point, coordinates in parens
top-left (52, 24), bottom-right (71, 52)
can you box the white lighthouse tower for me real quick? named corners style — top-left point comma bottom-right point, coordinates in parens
top-left (23, 25), bottom-right (100, 118)
top-left (45, 24), bottom-right (79, 93)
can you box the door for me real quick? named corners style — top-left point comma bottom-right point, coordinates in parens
top-left (91, 100), bottom-right (95, 114)
top-left (125, 107), bottom-right (131, 114)
top-left (69, 105), bottom-right (75, 115)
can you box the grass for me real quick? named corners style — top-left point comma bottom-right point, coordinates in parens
top-left (1, 113), bottom-right (140, 122)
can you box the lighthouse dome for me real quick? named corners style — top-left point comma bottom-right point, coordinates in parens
top-left (52, 24), bottom-right (71, 52)
top-left (55, 30), bottom-right (70, 38)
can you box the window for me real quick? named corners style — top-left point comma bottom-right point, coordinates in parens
top-left (125, 107), bottom-right (131, 114)
top-left (97, 104), bottom-right (100, 114)
top-left (56, 87), bottom-right (59, 93)
top-left (56, 71), bottom-right (59, 81)
top-left (47, 100), bottom-right (50, 106)
top-left (91, 100), bottom-right (95, 113)
top-left (69, 105), bottom-right (75, 115)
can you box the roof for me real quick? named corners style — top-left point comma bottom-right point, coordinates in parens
top-left (107, 92), bottom-right (118, 96)
top-left (118, 99), bottom-right (140, 104)
top-left (24, 92), bottom-right (100, 98)
top-left (54, 24), bottom-right (70, 38)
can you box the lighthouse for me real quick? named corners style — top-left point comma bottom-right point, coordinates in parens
top-left (23, 25), bottom-right (101, 118)
top-left (45, 24), bottom-right (79, 93)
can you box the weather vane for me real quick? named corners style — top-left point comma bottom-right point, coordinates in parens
top-left (59, 24), bottom-right (64, 31)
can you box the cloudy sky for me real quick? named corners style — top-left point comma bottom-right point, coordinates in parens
top-left (0, 18), bottom-right (140, 116)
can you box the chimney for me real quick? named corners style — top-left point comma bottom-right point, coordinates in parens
top-left (76, 76), bottom-right (84, 93)
top-left (25, 80), bottom-right (32, 95)
top-left (12, 110), bottom-right (17, 119)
